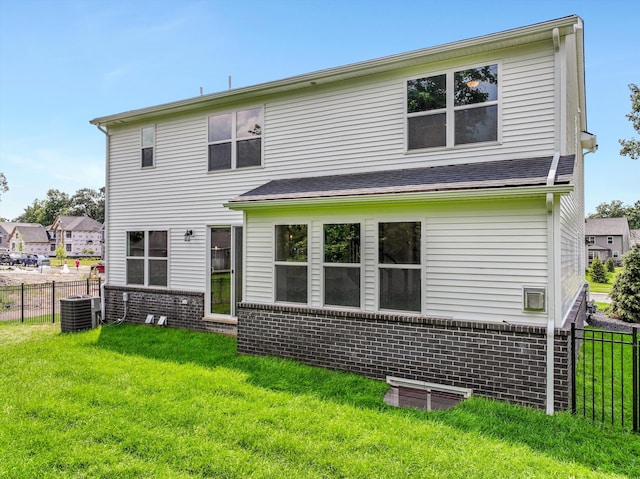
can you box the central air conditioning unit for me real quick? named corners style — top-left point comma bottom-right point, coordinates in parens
top-left (60, 295), bottom-right (96, 333)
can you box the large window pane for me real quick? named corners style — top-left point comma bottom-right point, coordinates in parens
top-left (208, 113), bottom-right (232, 142)
top-left (208, 143), bottom-right (231, 170)
top-left (454, 64), bottom-right (498, 106)
top-left (126, 258), bottom-right (144, 285)
top-left (275, 225), bottom-right (307, 262)
top-left (379, 268), bottom-right (421, 312)
top-left (275, 265), bottom-right (307, 303)
top-left (324, 267), bottom-right (360, 307)
top-left (454, 105), bottom-right (497, 145)
top-left (127, 231), bottom-right (145, 257)
top-left (141, 147), bottom-right (153, 167)
top-left (236, 138), bottom-right (261, 168)
top-left (141, 126), bottom-right (154, 147)
top-left (149, 259), bottom-right (168, 287)
top-left (408, 114), bottom-right (446, 149)
top-left (379, 222), bottom-right (421, 265)
top-left (407, 75), bottom-right (446, 113)
top-left (324, 224), bottom-right (360, 263)
top-left (236, 108), bottom-right (262, 138)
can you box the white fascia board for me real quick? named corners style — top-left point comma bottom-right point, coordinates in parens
top-left (90, 16), bottom-right (581, 128)
top-left (225, 184), bottom-right (574, 211)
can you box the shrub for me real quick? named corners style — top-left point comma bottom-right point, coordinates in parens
top-left (589, 256), bottom-right (607, 284)
top-left (605, 257), bottom-right (615, 273)
top-left (610, 245), bottom-right (640, 323)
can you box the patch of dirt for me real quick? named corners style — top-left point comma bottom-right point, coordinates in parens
top-left (587, 310), bottom-right (639, 332)
top-left (0, 265), bottom-right (95, 286)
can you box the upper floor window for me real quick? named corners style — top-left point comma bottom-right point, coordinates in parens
top-left (607, 236), bottom-right (613, 244)
top-left (208, 107), bottom-right (262, 171)
top-left (324, 223), bottom-right (361, 308)
top-left (141, 126), bottom-right (155, 168)
top-left (407, 64), bottom-right (498, 150)
top-left (274, 224), bottom-right (307, 304)
top-left (126, 230), bottom-right (168, 287)
top-left (586, 236), bottom-right (595, 244)
top-left (65, 231), bottom-right (72, 239)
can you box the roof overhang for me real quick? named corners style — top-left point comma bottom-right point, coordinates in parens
top-left (90, 15), bottom-right (582, 128)
top-left (226, 184), bottom-right (574, 211)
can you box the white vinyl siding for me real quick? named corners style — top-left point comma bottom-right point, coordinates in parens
top-left (242, 199), bottom-right (548, 325)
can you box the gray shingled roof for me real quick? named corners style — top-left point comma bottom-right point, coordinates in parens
top-left (13, 225), bottom-right (50, 243)
top-left (231, 155), bottom-right (574, 202)
top-left (54, 215), bottom-right (103, 232)
top-left (584, 217), bottom-right (630, 236)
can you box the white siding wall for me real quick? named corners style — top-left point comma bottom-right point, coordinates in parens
top-left (243, 198), bottom-right (548, 326)
top-left (105, 40), bottom-right (558, 299)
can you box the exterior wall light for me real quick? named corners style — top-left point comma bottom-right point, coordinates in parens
top-left (184, 230), bottom-right (194, 242)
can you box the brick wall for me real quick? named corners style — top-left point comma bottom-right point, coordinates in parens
top-left (238, 287), bottom-right (587, 411)
top-left (103, 285), bottom-right (236, 336)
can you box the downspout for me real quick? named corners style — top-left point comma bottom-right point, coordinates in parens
top-left (94, 123), bottom-right (109, 316)
top-left (545, 26), bottom-right (562, 416)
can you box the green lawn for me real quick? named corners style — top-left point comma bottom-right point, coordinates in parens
top-left (1, 323), bottom-right (638, 478)
top-left (586, 267), bottom-right (622, 293)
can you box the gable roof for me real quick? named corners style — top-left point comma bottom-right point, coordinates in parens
top-left (584, 217), bottom-right (630, 236)
top-left (90, 16), bottom-right (585, 129)
top-left (229, 155), bottom-right (574, 204)
top-left (11, 225), bottom-right (50, 243)
top-left (52, 215), bottom-right (103, 232)
top-left (0, 222), bottom-right (40, 235)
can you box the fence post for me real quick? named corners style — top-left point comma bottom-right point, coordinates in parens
top-left (21, 283), bottom-right (24, 323)
top-left (86, 277), bottom-right (90, 295)
top-left (571, 322), bottom-right (576, 414)
top-left (51, 281), bottom-right (56, 323)
top-left (633, 326), bottom-right (638, 433)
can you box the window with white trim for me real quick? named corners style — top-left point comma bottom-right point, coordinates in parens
top-left (407, 64), bottom-right (498, 150)
top-left (378, 221), bottom-right (421, 312)
top-left (586, 236), bottom-right (595, 244)
top-left (607, 236), bottom-right (613, 244)
top-left (613, 251), bottom-right (620, 259)
top-left (141, 126), bottom-right (155, 168)
top-left (208, 108), bottom-right (262, 171)
top-left (126, 230), bottom-right (168, 286)
top-left (323, 223), bottom-right (361, 308)
top-left (274, 224), bottom-right (307, 303)
top-left (588, 251), bottom-right (600, 261)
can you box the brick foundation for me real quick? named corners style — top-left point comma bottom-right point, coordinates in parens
top-left (103, 285), bottom-right (236, 336)
top-left (238, 286), bottom-right (588, 411)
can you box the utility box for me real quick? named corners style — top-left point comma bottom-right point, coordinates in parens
top-left (60, 296), bottom-right (95, 333)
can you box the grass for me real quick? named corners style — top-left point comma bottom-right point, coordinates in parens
top-left (586, 267), bottom-right (622, 294)
top-left (1, 323), bottom-right (639, 478)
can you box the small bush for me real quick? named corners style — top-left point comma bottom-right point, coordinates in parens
top-left (605, 257), bottom-right (615, 273)
top-left (610, 245), bottom-right (640, 323)
top-left (589, 257), bottom-right (607, 284)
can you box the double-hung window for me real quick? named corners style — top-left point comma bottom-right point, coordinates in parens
top-left (407, 64), bottom-right (498, 150)
top-left (208, 107), bottom-right (263, 171)
top-left (323, 223), bottom-right (361, 308)
top-left (274, 224), bottom-right (307, 303)
top-left (126, 230), bottom-right (168, 287)
top-left (378, 221), bottom-right (422, 312)
top-left (141, 126), bottom-right (155, 167)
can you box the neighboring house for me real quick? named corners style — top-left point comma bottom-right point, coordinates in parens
top-left (630, 229), bottom-right (640, 249)
top-left (585, 217), bottom-right (631, 265)
top-left (0, 222), bottom-right (44, 252)
top-left (91, 16), bottom-right (594, 413)
top-left (49, 215), bottom-right (104, 258)
top-left (6, 224), bottom-right (51, 256)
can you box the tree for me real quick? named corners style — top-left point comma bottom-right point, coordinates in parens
top-left (619, 83), bottom-right (640, 160)
top-left (0, 172), bottom-right (7, 201)
top-left (610, 245), bottom-right (640, 323)
top-left (69, 187), bottom-right (105, 223)
top-left (15, 198), bottom-right (46, 224)
top-left (55, 243), bottom-right (67, 267)
top-left (589, 257), bottom-right (607, 284)
top-left (605, 257), bottom-right (616, 273)
top-left (588, 200), bottom-right (640, 229)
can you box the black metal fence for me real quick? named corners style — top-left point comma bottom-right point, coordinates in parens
top-left (0, 279), bottom-right (102, 324)
top-left (571, 323), bottom-right (639, 432)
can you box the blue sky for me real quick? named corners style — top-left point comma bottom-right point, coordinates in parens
top-left (0, 0), bottom-right (638, 221)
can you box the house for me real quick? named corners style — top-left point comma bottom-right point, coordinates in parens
top-left (0, 222), bottom-right (40, 251)
top-left (90, 16), bottom-right (594, 413)
top-left (49, 215), bottom-right (104, 258)
top-left (6, 224), bottom-right (51, 256)
top-left (585, 217), bottom-right (631, 266)
top-left (630, 229), bottom-right (640, 249)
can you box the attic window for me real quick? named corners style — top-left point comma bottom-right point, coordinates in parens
top-left (407, 64), bottom-right (498, 150)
